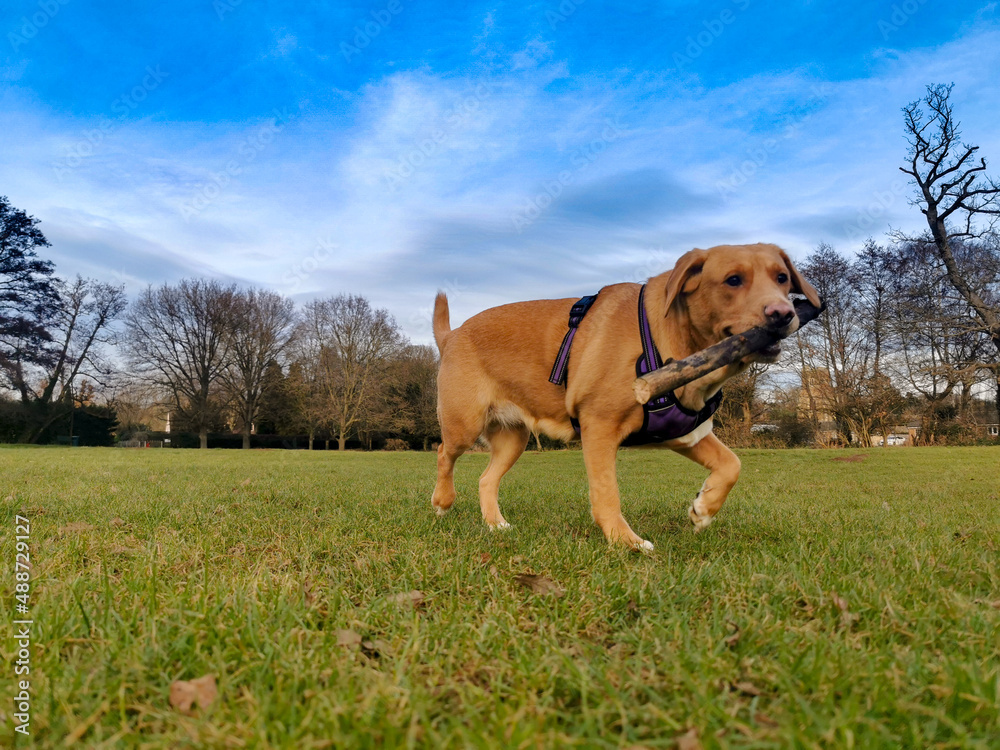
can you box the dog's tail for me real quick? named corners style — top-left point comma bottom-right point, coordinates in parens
top-left (432, 292), bottom-right (451, 352)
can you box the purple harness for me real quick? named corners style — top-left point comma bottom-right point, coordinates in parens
top-left (549, 285), bottom-right (722, 444)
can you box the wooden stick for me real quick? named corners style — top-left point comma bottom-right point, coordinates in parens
top-left (632, 299), bottom-right (826, 405)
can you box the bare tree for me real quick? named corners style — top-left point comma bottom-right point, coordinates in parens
top-left (105, 378), bottom-right (168, 438)
top-left (300, 295), bottom-right (403, 450)
top-left (899, 83), bottom-right (1000, 420)
top-left (714, 364), bottom-right (768, 444)
top-left (887, 239), bottom-right (990, 441)
top-left (798, 243), bottom-right (902, 446)
top-left (222, 288), bottom-right (296, 449)
top-left (850, 240), bottom-right (895, 374)
top-left (358, 343), bottom-right (438, 449)
top-left (8, 275), bottom-right (126, 442)
top-left (289, 364), bottom-right (332, 450)
top-left (124, 279), bottom-right (236, 449)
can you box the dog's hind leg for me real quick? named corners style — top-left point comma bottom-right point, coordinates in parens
top-left (673, 431), bottom-right (741, 532)
top-left (479, 424), bottom-right (530, 529)
top-left (431, 409), bottom-right (484, 517)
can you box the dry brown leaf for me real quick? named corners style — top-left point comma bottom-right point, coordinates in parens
top-left (110, 517), bottom-right (125, 527)
top-left (723, 622), bottom-right (741, 648)
top-left (754, 712), bottom-right (779, 727)
top-left (489, 565), bottom-right (499, 578)
top-left (240, 478), bottom-right (252, 486)
top-left (479, 552), bottom-right (492, 564)
top-left (388, 590), bottom-right (425, 607)
top-left (831, 591), bottom-right (858, 627)
top-left (302, 580), bottom-right (317, 605)
top-left (361, 639), bottom-right (393, 659)
top-left (732, 680), bottom-right (762, 697)
top-left (514, 573), bottom-right (565, 597)
top-left (336, 629), bottom-right (362, 647)
top-left (676, 727), bottom-right (703, 750)
top-left (169, 674), bottom-right (217, 715)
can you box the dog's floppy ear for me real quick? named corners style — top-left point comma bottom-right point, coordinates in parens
top-left (663, 248), bottom-right (708, 313)
top-left (779, 250), bottom-right (821, 307)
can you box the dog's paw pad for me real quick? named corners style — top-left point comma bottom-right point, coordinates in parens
top-left (637, 539), bottom-right (654, 553)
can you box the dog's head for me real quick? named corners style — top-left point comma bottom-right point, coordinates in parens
top-left (659, 243), bottom-right (820, 362)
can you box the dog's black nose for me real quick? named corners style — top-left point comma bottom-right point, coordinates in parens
top-left (765, 304), bottom-right (795, 329)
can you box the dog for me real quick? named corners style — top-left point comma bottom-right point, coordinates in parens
top-left (430, 243), bottom-right (820, 550)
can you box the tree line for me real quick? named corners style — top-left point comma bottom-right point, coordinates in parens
top-left (1, 84), bottom-right (998, 449)
top-left (0, 206), bottom-right (438, 449)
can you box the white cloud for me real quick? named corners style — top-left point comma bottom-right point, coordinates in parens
top-left (2, 26), bottom-right (999, 345)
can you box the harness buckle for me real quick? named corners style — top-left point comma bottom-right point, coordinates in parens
top-left (568, 295), bottom-right (598, 328)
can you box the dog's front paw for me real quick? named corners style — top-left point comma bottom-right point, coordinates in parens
top-left (637, 539), bottom-right (654, 553)
top-left (689, 504), bottom-right (714, 532)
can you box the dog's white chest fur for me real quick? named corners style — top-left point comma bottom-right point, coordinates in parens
top-left (662, 419), bottom-right (714, 450)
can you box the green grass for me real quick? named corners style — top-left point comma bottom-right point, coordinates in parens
top-left (1, 445), bottom-right (998, 748)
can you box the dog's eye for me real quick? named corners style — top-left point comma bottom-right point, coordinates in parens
top-left (724, 275), bottom-right (742, 287)
top-left (777, 273), bottom-right (789, 284)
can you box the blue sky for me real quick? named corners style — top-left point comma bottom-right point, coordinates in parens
top-left (2, 0), bottom-right (999, 343)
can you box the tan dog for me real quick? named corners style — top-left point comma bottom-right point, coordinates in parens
top-left (430, 243), bottom-right (820, 550)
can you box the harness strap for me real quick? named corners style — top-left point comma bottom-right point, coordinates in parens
top-left (637, 285), bottom-right (672, 410)
top-left (548, 294), bottom-right (598, 386)
top-left (637, 285), bottom-right (660, 370)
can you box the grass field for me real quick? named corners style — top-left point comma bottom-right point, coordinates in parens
top-left (1, 445), bottom-right (998, 749)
